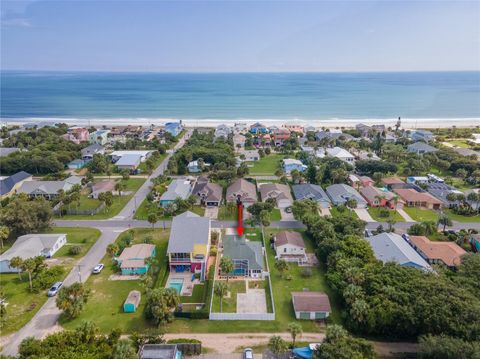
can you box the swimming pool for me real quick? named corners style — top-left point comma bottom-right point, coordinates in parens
top-left (168, 279), bottom-right (184, 294)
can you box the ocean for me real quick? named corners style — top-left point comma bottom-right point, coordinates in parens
top-left (1, 71), bottom-right (479, 124)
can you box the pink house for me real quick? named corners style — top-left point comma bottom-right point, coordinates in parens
top-left (63, 127), bottom-right (89, 144)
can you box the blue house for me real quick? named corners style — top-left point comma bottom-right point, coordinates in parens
top-left (67, 159), bottom-right (88, 170)
top-left (165, 122), bottom-right (182, 137)
top-left (249, 122), bottom-right (268, 135)
top-left (282, 158), bottom-right (307, 173)
top-left (117, 244), bottom-right (156, 275)
top-left (411, 130), bottom-right (434, 142)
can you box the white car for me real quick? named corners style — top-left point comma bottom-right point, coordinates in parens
top-left (244, 348), bottom-right (253, 359)
top-left (47, 282), bottom-right (63, 297)
top-left (92, 263), bottom-right (104, 274)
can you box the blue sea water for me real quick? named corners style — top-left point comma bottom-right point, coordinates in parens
top-left (1, 71), bottom-right (479, 121)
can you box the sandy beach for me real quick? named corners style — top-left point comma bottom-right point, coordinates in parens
top-left (2, 117), bottom-right (479, 129)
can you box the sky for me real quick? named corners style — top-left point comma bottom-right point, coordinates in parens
top-left (1, 0), bottom-right (479, 72)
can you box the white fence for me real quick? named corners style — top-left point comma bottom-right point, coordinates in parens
top-left (209, 312), bottom-right (275, 320)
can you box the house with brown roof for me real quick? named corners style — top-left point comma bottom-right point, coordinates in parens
top-left (116, 244), bottom-right (156, 275)
top-left (360, 186), bottom-right (400, 209)
top-left (89, 179), bottom-right (116, 199)
top-left (258, 182), bottom-right (293, 208)
top-left (274, 231), bottom-right (307, 263)
top-left (381, 177), bottom-right (406, 190)
top-left (348, 174), bottom-right (374, 189)
top-left (409, 236), bottom-right (467, 269)
top-left (191, 176), bottom-right (223, 207)
top-left (393, 188), bottom-right (443, 210)
top-left (226, 178), bottom-right (257, 207)
top-left (292, 292), bottom-right (331, 320)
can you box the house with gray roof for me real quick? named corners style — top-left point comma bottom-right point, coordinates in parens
top-left (0, 147), bottom-right (20, 157)
top-left (366, 232), bottom-right (432, 271)
top-left (81, 143), bottom-right (105, 160)
top-left (222, 234), bottom-right (265, 279)
top-left (167, 211), bottom-right (211, 280)
top-left (292, 184), bottom-right (331, 208)
top-left (192, 177), bottom-right (223, 207)
top-left (454, 147), bottom-right (479, 159)
top-left (426, 182), bottom-right (464, 206)
top-left (407, 142), bottom-right (438, 155)
top-left (159, 178), bottom-right (193, 207)
top-left (315, 131), bottom-right (353, 142)
top-left (0, 171), bottom-right (32, 198)
top-left (115, 154), bottom-right (142, 172)
top-left (17, 176), bottom-right (83, 200)
top-left (0, 233), bottom-right (67, 273)
top-left (226, 178), bottom-right (257, 207)
top-left (411, 130), bottom-right (434, 142)
top-left (325, 184), bottom-right (368, 208)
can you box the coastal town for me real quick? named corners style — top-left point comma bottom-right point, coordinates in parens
top-left (0, 120), bottom-right (479, 358)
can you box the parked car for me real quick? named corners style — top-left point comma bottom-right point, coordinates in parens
top-left (364, 229), bottom-right (373, 238)
top-left (47, 282), bottom-right (63, 297)
top-left (402, 233), bottom-right (410, 242)
top-left (244, 348), bottom-right (253, 359)
top-left (92, 263), bottom-right (104, 274)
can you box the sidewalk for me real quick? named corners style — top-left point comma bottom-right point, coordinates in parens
top-left (397, 208), bottom-right (414, 221)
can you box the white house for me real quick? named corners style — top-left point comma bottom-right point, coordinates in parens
top-left (274, 231), bottom-right (307, 264)
top-left (111, 150), bottom-right (152, 163)
top-left (0, 234), bottom-right (67, 273)
top-left (325, 147), bottom-right (355, 164)
top-left (283, 159), bottom-right (307, 173)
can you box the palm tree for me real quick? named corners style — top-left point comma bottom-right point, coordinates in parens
top-left (214, 281), bottom-right (229, 312)
top-left (219, 257), bottom-right (234, 283)
top-left (274, 259), bottom-right (289, 279)
top-left (21, 258), bottom-right (38, 291)
top-left (9, 256), bottom-right (23, 280)
top-left (268, 336), bottom-right (288, 356)
top-left (287, 322), bottom-right (303, 347)
top-left (386, 219), bottom-right (396, 232)
top-left (148, 212), bottom-right (158, 229)
top-left (350, 298), bottom-right (370, 323)
top-left (437, 213), bottom-right (453, 232)
top-left (0, 226), bottom-right (9, 249)
top-left (107, 243), bottom-right (119, 259)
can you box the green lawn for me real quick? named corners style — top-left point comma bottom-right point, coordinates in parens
top-left (61, 228), bottom-right (170, 333)
top-left (1, 227), bottom-right (101, 335)
top-left (51, 227), bottom-right (102, 258)
top-left (270, 208), bottom-right (281, 221)
top-left (330, 206), bottom-right (358, 219)
top-left (244, 227), bottom-right (263, 242)
top-left (59, 178), bottom-right (145, 219)
top-left (443, 208), bottom-right (480, 223)
top-left (218, 206), bottom-right (238, 221)
top-left (138, 153), bottom-right (167, 173)
top-left (447, 139), bottom-right (472, 148)
top-left (248, 154), bottom-right (286, 175)
top-left (403, 207), bottom-right (439, 222)
top-left (133, 198), bottom-right (153, 220)
top-left (180, 284), bottom-right (206, 304)
top-left (367, 207), bottom-right (405, 222)
top-left (211, 280), bottom-right (246, 313)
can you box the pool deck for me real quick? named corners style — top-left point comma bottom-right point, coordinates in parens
top-left (166, 271), bottom-right (200, 296)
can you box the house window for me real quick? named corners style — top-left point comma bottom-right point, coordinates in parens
top-left (284, 248), bottom-right (287, 253)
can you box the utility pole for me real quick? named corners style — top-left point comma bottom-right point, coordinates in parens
top-left (76, 264), bottom-right (83, 283)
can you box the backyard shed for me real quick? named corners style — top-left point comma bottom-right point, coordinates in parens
top-left (123, 290), bottom-right (141, 313)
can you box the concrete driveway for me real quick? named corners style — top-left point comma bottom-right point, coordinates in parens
top-left (204, 207), bottom-right (219, 219)
top-left (354, 208), bottom-right (376, 222)
top-left (280, 208), bottom-right (294, 221)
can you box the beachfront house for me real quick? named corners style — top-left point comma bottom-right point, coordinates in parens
top-left (17, 176), bottom-right (83, 200)
top-left (367, 233), bottom-right (432, 271)
top-left (292, 184), bottom-right (331, 208)
top-left (215, 124), bottom-right (232, 139)
top-left (258, 182), bottom-right (293, 209)
top-left (409, 236), bottom-right (466, 269)
top-left (116, 244), bottom-right (156, 275)
top-left (249, 122), bottom-right (268, 135)
top-left (165, 122), bottom-right (182, 137)
top-left (159, 179), bottom-right (193, 207)
top-left (63, 127), bottom-right (89, 144)
top-left (81, 144), bottom-right (105, 160)
top-left (0, 171), bottom-right (32, 199)
top-left (292, 292), bottom-right (331, 320)
top-left (272, 128), bottom-right (291, 146)
top-left (407, 142), bottom-right (438, 155)
top-left (411, 130), bottom-right (434, 142)
top-left (222, 235), bottom-right (265, 279)
top-left (226, 178), bottom-right (257, 207)
top-left (89, 129), bottom-right (110, 145)
top-left (0, 234), bottom-right (67, 273)
top-left (274, 231), bottom-right (307, 264)
top-left (167, 211), bottom-right (211, 281)
top-left (191, 177), bottom-right (223, 207)
top-left (325, 184), bottom-right (368, 208)
top-left (283, 159), bottom-right (307, 173)
top-left (283, 124), bottom-right (304, 133)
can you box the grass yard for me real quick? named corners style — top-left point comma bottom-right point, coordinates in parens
top-left (138, 153), bottom-right (167, 173)
top-left (447, 139), bottom-right (472, 148)
top-left (270, 208), bottom-right (281, 221)
top-left (211, 280), bottom-right (246, 313)
top-left (180, 284), bottom-right (206, 304)
top-left (59, 178), bottom-right (145, 220)
top-left (443, 208), bottom-right (480, 223)
top-left (218, 206), bottom-right (238, 221)
top-left (61, 228), bottom-right (170, 333)
top-left (244, 227), bottom-right (263, 242)
top-left (0, 227), bottom-right (100, 335)
top-left (51, 227), bottom-right (102, 258)
top-left (330, 206), bottom-right (359, 219)
top-left (403, 207), bottom-right (439, 222)
top-left (367, 207), bottom-right (405, 222)
top-left (248, 154), bottom-right (286, 175)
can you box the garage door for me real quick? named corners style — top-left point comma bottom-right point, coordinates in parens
top-left (299, 312), bottom-right (311, 319)
top-left (314, 312), bottom-right (326, 319)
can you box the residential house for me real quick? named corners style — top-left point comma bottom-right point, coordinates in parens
top-left (325, 184), bottom-right (368, 208)
top-left (274, 231), bottom-right (307, 264)
top-left (0, 147), bottom-right (20, 157)
top-left (238, 149), bottom-right (260, 162)
top-left (325, 147), bottom-right (355, 164)
top-left (426, 183), bottom-right (464, 207)
top-left (191, 177), bottom-right (223, 207)
top-left (116, 244), bottom-right (156, 275)
top-left (89, 180), bottom-right (116, 199)
top-left (159, 179), bottom-right (193, 207)
top-left (411, 130), bottom-right (434, 142)
top-left (357, 150), bottom-right (381, 161)
top-left (348, 174), bottom-right (374, 189)
top-left (164, 122), bottom-right (182, 137)
top-left (167, 211), bottom-right (211, 280)
top-left (138, 344), bottom-right (181, 359)
top-left (385, 133), bottom-right (397, 143)
top-left (315, 131), bottom-right (353, 142)
top-left (67, 159), bottom-right (88, 170)
top-left (111, 150), bottom-right (152, 163)
top-left (300, 145), bottom-right (315, 155)
top-left (249, 122), bottom-right (268, 135)
top-left (0, 171), bottom-right (32, 198)
top-left (394, 188), bottom-right (443, 210)
top-left (214, 124), bottom-right (232, 139)
top-left (407, 142), bottom-right (438, 155)
top-left (272, 128), bottom-right (291, 146)
top-left (89, 129), bottom-right (110, 145)
top-left (292, 184), bottom-right (331, 208)
top-left (233, 134), bottom-right (246, 151)
top-left (409, 235), bottom-right (466, 269)
top-left (366, 232), bottom-right (432, 271)
top-left (283, 124), bottom-right (304, 133)
top-left (258, 182), bottom-right (293, 208)
top-left (0, 234), bottom-right (67, 273)
top-left (454, 147), bottom-right (479, 160)
top-left (356, 123), bottom-right (371, 137)
top-left (24, 121), bottom-right (55, 129)
top-left (62, 127), bottom-right (89, 144)
top-left (406, 176), bottom-right (429, 185)
top-left (222, 235), bottom-right (265, 279)
top-left (226, 178), bottom-right (257, 207)
top-left (81, 144), bottom-right (105, 160)
top-left (305, 126), bottom-right (316, 133)
top-left (291, 292), bottom-right (331, 320)
top-left (360, 186), bottom-right (399, 209)
top-left (115, 154), bottom-right (142, 172)
top-left (283, 159), bottom-right (307, 173)
top-left (234, 122), bottom-right (248, 134)
top-left (17, 176), bottom-right (83, 200)
top-left (381, 177), bottom-right (406, 190)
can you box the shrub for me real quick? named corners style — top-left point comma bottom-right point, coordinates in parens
top-left (378, 208), bottom-right (390, 218)
top-left (211, 232), bottom-right (219, 245)
top-left (210, 246), bottom-right (217, 256)
top-left (69, 246), bottom-right (82, 255)
top-left (300, 268), bottom-right (312, 278)
top-left (32, 266), bottom-right (65, 292)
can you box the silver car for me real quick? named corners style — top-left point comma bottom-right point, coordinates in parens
top-left (92, 263), bottom-right (104, 274)
top-left (47, 282), bottom-right (63, 297)
top-left (244, 348), bottom-right (253, 359)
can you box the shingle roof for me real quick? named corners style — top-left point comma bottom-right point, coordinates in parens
top-left (160, 179), bottom-right (193, 202)
top-left (275, 231), bottom-right (305, 248)
top-left (325, 184), bottom-right (367, 206)
top-left (226, 178), bottom-right (257, 203)
top-left (259, 183), bottom-right (293, 203)
top-left (407, 142), bottom-right (438, 153)
top-left (167, 211), bottom-right (210, 254)
top-left (0, 234), bottom-right (66, 261)
top-left (81, 143), bottom-right (104, 156)
top-left (118, 244), bottom-right (156, 261)
top-left (381, 177), bottom-right (405, 185)
top-left (360, 186), bottom-right (395, 202)
top-left (0, 171), bottom-right (31, 196)
top-left (394, 188), bottom-right (443, 205)
top-left (292, 184), bottom-right (330, 203)
top-left (292, 292), bottom-right (331, 313)
top-left (17, 176), bottom-right (82, 196)
top-left (115, 154), bottom-right (142, 166)
top-left (223, 235), bottom-right (264, 271)
top-left (409, 236), bottom-right (466, 267)
top-left (192, 180), bottom-right (223, 203)
top-left (367, 232), bottom-right (432, 270)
